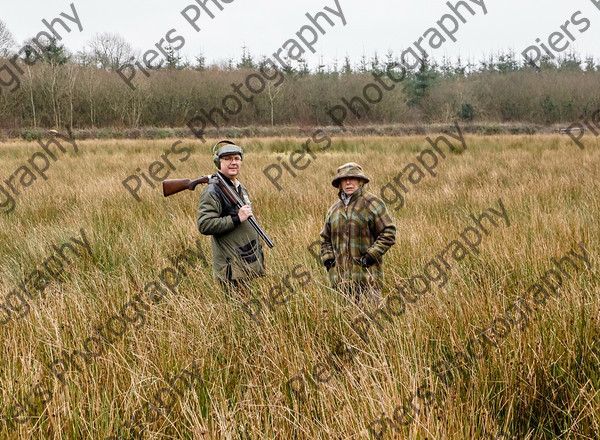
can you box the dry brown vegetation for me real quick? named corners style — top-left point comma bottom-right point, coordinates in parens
top-left (0, 134), bottom-right (599, 439)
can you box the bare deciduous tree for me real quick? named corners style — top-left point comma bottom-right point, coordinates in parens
top-left (65, 63), bottom-right (79, 129)
top-left (86, 32), bottom-right (134, 70)
top-left (0, 19), bottom-right (16, 57)
top-left (266, 80), bottom-right (283, 127)
top-left (22, 65), bottom-right (38, 128)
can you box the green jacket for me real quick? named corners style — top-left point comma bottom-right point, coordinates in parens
top-left (197, 173), bottom-right (265, 283)
top-left (320, 187), bottom-right (396, 288)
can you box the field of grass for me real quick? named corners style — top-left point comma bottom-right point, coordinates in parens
top-left (0, 133), bottom-right (599, 439)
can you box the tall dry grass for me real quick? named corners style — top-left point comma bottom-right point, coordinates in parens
top-left (0, 134), bottom-right (598, 439)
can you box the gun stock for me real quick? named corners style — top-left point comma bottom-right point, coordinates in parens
top-left (162, 176), bottom-right (210, 197)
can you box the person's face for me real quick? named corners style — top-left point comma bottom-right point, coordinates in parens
top-left (219, 154), bottom-right (242, 179)
top-left (340, 177), bottom-right (362, 196)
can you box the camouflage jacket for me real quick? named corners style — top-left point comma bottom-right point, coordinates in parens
top-left (197, 173), bottom-right (265, 283)
top-left (320, 187), bottom-right (396, 287)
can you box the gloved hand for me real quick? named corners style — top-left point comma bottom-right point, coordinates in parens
top-left (360, 253), bottom-right (376, 268)
top-left (324, 258), bottom-right (336, 271)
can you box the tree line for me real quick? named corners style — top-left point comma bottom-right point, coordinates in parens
top-left (0, 23), bottom-right (599, 134)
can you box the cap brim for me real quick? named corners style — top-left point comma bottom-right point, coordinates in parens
top-left (331, 176), bottom-right (370, 188)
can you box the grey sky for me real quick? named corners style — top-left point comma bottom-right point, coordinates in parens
top-left (3, 0), bottom-right (600, 68)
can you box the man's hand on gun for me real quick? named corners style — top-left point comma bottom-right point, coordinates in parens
top-left (238, 205), bottom-right (253, 222)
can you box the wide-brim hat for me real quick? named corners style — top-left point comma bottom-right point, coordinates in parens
top-left (331, 162), bottom-right (370, 188)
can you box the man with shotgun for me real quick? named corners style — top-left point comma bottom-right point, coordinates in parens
top-left (163, 140), bottom-right (271, 289)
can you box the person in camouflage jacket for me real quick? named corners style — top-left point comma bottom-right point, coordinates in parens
top-left (197, 141), bottom-right (265, 287)
top-left (320, 163), bottom-right (396, 303)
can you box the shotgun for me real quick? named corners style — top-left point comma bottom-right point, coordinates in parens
top-left (162, 174), bottom-right (275, 248)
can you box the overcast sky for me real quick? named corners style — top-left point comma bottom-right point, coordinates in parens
top-left (3, 0), bottom-right (600, 68)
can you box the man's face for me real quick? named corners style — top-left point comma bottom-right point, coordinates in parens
top-left (340, 177), bottom-right (361, 196)
top-left (219, 154), bottom-right (242, 180)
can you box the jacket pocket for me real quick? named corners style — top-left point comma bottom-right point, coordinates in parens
top-left (236, 240), bottom-right (259, 264)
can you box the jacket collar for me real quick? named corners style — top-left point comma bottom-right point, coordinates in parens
top-left (217, 171), bottom-right (238, 188)
top-left (338, 186), bottom-right (364, 204)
